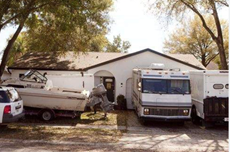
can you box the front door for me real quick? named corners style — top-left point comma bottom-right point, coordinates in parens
top-left (103, 77), bottom-right (115, 102)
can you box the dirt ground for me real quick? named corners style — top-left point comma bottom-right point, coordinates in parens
top-left (0, 110), bottom-right (228, 152)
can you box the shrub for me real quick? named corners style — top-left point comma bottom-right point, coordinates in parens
top-left (115, 94), bottom-right (127, 110)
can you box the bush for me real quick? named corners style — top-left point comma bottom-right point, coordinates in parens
top-left (115, 94), bottom-right (127, 110)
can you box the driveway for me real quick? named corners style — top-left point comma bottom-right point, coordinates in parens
top-left (0, 110), bottom-right (228, 152)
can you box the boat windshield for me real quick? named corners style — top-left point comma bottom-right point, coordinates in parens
top-left (20, 70), bottom-right (47, 83)
top-left (142, 79), bottom-right (190, 94)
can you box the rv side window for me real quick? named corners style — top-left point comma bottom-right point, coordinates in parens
top-left (225, 84), bottom-right (228, 89)
top-left (213, 84), bottom-right (224, 89)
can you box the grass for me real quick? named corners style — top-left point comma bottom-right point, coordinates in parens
top-left (19, 110), bottom-right (128, 126)
top-left (0, 124), bottom-right (123, 143)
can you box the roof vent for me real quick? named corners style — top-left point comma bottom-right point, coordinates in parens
top-left (149, 63), bottom-right (165, 70)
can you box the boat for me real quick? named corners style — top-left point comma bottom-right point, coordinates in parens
top-left (2, 70), bottom-right (89, 120)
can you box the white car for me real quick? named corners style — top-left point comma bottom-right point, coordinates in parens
top-left (0, 87), bottom-right (24, 124)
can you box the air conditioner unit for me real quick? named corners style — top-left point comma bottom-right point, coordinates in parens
top-left (149, 63), bottom-right (165, 70)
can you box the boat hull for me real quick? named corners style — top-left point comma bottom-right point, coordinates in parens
top-left (18, 88), bottom-right (88, 112)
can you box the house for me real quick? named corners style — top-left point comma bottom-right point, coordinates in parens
top-left (8, 48), bottom-right (205, 109)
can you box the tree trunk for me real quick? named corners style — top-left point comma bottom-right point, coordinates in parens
top-left (209, 0), bottom-right (228, 69)
top-left (0, 20), bottom-right (25, 80)
top-left (201, 54), bottom-right (206, 67)
top-left (217, 42), bottom-right (228, 70)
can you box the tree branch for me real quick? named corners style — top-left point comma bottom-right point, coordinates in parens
top-left (205, 53), bottom-right (219, 66)
top-left (0, 2), bottom-right (51, 28)
top-left (180, 0), bottom-right (218, 42)
top-left (216, 0), bottom-right (229, 7)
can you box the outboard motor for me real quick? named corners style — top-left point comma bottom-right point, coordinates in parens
top-left (87, 84), bottom-right (114, 117)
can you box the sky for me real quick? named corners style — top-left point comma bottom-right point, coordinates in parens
top-left (0, 0), bottom-right (229, 54)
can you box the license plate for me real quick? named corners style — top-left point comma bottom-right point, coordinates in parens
top-left (224, 118), bottom-right (228, 122)
top-left (15, 105), bottom-right (21, 110)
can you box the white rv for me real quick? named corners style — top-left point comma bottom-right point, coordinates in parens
top-left (132, 64), bottom-right (191, 122)
top-left (190, 70), bottom-right (228, 125)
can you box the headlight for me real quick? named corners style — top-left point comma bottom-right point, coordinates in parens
top-left (144, 108), bottom-right (150, 115)
top-left (183, 109), bottom-right (189, 116)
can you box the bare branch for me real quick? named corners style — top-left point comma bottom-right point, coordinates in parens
top-left (180, 0), bottom-right (218, 42)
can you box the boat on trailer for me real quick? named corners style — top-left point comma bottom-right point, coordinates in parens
top-left (2, 70), bottom-right (89, 120)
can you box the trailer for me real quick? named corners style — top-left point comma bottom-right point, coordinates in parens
top-left (132, 63), bottom-right (192, 123)
top-left (190, 70), bottom-right (229, 126)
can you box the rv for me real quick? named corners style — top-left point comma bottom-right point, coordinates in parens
top-left (190, 70), bottom-right (229, 126)
top-left (132, 64), bottom-right (191, 123)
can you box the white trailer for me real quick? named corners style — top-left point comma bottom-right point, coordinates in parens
top-left (190, 70), bottom-right (229, 125)
top-left (132, 64), bottom-right (191, 122)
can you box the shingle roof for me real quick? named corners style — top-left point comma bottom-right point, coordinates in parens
top-left (165, 53), bottom-right (206, 69)
top-left (9, 48), bottom-right (205, 71)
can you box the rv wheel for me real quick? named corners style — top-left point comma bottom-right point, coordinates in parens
top-left (191, 107), bottom-right (199, 124)
top-left (40, 110), bottom-right (54, 121)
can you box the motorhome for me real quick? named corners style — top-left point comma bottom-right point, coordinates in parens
top-left (190, 70), bottom-right (229, 125)
top-left (132, 63), bottom-right (191, 122)
top-left (2, 70), bottom-right (90, 121)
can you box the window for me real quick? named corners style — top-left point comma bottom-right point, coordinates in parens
top-left (168, 80), bottom-right (190, 94)
top-left (21, 70), bottom-right (47, 83)
top-left (0, 91), bottom-right (10, 103)
top-left (142, 79), bottom-right (190, 94)
top-left (225, 84), bottom-right (228, 89)
top-left (213, 84), bottom-right (224, 89)
top-left (8, 89), bottom-right (21, 102)
top-left (142, 79), bottom-right (167, 94)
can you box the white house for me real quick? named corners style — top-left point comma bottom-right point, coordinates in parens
top-left (7, 48), bottom-right (205, 109)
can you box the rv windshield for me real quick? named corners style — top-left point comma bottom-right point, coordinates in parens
top-left (142, 79), bottom-right (190, 94)
top-left (21, 70), bottom-right (47, 83)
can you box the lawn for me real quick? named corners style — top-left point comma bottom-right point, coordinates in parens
top-left (19, 110), bottom-right (128, 126)
top-left (0, 125), bottom-right (123, 143)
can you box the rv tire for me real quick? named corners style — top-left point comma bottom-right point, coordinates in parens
top-left (191, 106), bottom-right (199, 124)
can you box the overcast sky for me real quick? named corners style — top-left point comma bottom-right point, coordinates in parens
top-left (0, 0), bottom-right (229, 54)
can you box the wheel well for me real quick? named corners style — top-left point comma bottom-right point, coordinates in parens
top-left (192, 105), bottom-right (197, 114)
top-left (192, 105), bottom-right (196, 110)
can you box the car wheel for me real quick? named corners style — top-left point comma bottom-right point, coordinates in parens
top-left (40, 110), bottom-right (54, 121)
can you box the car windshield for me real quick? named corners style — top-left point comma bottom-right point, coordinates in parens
top-left (21, 70), bottom-right (47, 83)
top-left (142, 79), bottom-right (190, 94)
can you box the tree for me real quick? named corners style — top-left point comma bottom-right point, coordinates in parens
top-left (5, 32), bottom-right (27, 66)
top-left (106, 35), bottom-right (131, 53)
top-left (6, 32), bottom-right (131, 65)
top-left (0, 0), bottom-right (112, 79)
top-left (148, 0), bottom-right (229, 69)
top-left (164, 16), bottom-right (228, 67)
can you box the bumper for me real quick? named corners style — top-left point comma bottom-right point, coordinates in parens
top-left (3, 112), bottom-right (25, 123)
top-left (140, 116), bottom-right (191, 122)
top-left (205, 116), bottom-right (228, 123)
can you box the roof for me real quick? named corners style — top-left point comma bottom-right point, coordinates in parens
top-left (165, 53), bottom-right (206, 69)
top-left (9, 48), bottom-right (205, 71)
